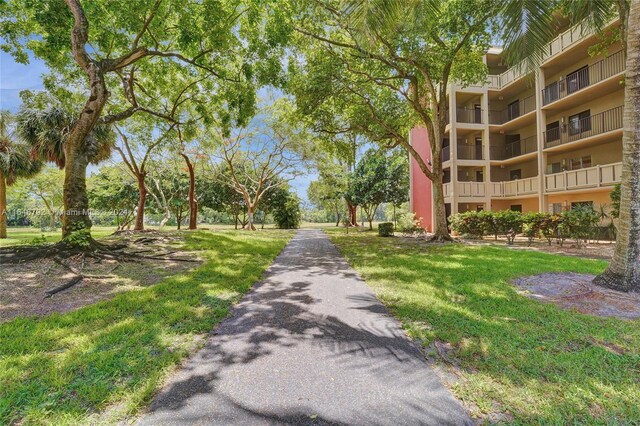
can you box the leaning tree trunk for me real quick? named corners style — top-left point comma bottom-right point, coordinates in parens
top-left (347, 202), bottom-right (358, 226)
top-left (181, 153), bottom-right (197, 230)
top-left (594, 1), bottom-right (640, 292)
top-left (134, 173), bottom-right (147, 231)
top-left (0, 172), bottom-right (6, 238)
top-left (431, 172), bottom-right (450, 240)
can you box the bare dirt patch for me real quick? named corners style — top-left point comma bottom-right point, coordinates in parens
top-left (513, 272), bottom-right (640, 320)
top-left (0, 231), bottom-right (201, 322)
top-left (466, 237), bottom-right (615, 260)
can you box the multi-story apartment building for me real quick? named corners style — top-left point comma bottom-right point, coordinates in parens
top-left (409, 19), bottom-right (625, 231)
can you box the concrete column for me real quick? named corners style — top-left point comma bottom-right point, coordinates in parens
top-left (534, 67), bottom-right (547, 212)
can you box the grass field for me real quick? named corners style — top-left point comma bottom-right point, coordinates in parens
top-left (326, 229), bottom-right (640, 423)
top-left (0, 229), bottom-right (292, 425)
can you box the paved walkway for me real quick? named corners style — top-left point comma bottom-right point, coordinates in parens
top-left (138, 230), bottom-right (471, 425)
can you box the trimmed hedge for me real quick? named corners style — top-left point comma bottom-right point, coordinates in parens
top-left (449, 207), bottom-right (601, 246)
top-left (378, 222), bottom-right (394, 237)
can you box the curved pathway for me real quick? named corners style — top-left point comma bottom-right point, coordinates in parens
top-left (138, 229), bottom-right (471, 425)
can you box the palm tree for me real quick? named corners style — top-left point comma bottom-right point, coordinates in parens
top-left (501, 0), bottom-right (638, 291)
top-left (16, 107), bottom-right (114, 239)
top-left (0, 111), bottom-right (43, 238)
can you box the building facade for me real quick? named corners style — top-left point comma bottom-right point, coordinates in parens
top-left (410, 19), bottom-right (624, 231)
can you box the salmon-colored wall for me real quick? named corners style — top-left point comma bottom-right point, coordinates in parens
top-left (410, 127), bottom-right (433, 231)
top-left (491, 197), bottom-right (539, 212)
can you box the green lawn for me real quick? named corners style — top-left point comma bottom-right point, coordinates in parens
top-left (0, 230), bottom-right (292, 425)
top-left (326, 229), bottom-right (640, 424)
top-left (0, 226), bottom-right (116, 247)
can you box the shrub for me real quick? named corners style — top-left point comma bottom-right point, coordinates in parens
top-left (273, 194), bottom-right (301, 229)
top-left (449, 211), bottom-right (485, 238)
top-left (522, 212), bottom-right (548, 246)
top-left (560, 206), bottom-right (600, 248)
top-left (396, 211), bottom-right (425, 234)
top-left (539, 214), bottom-right (561, 246)
top-left (378, 222), bottom-right (394, 237)
top-left (493, 210), bottom-right (523, 245)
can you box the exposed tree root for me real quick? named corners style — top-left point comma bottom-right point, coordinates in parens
top-left (425, 234), bottom-right (455, 243)
top-left (44, 275), bottom-right (84, 299)
top-left (0, 237), bottom-right (198, 265)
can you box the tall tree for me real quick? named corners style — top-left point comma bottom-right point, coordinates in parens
top-left (287, 0), bottom-right (499, 239)
top-left (88, 165), bottom-right (138, 231)
top-left (500, 0), bottom-right (638, 290)
top-left (0, 111), bottom-right (43, 238)
top-left (1, 0), bottom-right (284, 241)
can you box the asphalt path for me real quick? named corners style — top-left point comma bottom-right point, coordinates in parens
top-left (137, 229), bottom-right (471, 425)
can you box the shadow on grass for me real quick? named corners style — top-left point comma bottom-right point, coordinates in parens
top-left (329, 232), bottom-right (640, 423)
top-left (0, 230), bottom-right (291, 425)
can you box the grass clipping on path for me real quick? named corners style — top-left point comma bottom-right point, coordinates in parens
top-left (0, 230), bottom-right (292, 425)
top-left (327, 230), bottom-right (640, 424)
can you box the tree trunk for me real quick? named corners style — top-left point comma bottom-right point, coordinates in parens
top-left (61, 141), bottom-right (92, 238)
top-left (594, 1), bottom-right (640, 292)
top-left (247, 205), bottom-right (256, 231)
top-left (234, 213), bottom-right (239, 229)
top-left (134, 173), bottom-right (147, 231)
top-left (431, 172), bottom-right (450, 240)
top-left (0, 172), bottom-right (6, 239)
top-left (261, 210), bottom-right (267, 229)
top-left (181, 153), bottom-right (197, 230)
top-left (49, 211), bottom-right (57, 229)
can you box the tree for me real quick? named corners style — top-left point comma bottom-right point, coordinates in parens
top-left (385, 151), bottom-right (410, 225)
top-left (287, 1), bottom-right (499, 239)
top-left (273, 192), bottom-right (301, 229)
top-left (0, 111), bottom-right (43, 238)
top-left (88, 166), bottom-right (138, 230)
top-left (22, 167), bottom-right (65, 230)
top-left (308, 163), bottom-right (349, 226)
top-left (1, 0), bottom-right (284, 242)
top-left (215, 103), bottom-right (307, 231)
top-left (258, 183), bottom-right (290, 229)
top-left (500, 1), bottom-right (638, 290)
top-left (347, 149), bottom-right (389, 230)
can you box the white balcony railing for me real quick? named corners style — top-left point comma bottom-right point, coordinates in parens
top-left (457, 182), bottom-right (486, 197)
top-left (545, 162), bottom-right (623, 192)
top-left (487, 19), bottom-right (614, 90)
top-left (491, 177), bottom-right (539, 197)
top-left (443, 182), bottom-right (452, 197)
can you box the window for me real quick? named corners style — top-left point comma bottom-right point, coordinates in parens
top-left (569, 156), bottom-right (592, 170)
top-left (549, 203), bottom-right (563, 214)
top-left (510, 169), bottom-right (521, 180)
top-left (547, 162), bottom-right (562, 174)
top-left (474, 104), bottom-right (482, 123)
top-left (566, 65), bottom-right (589, 94)
top-left (505, 134), bottom-right (521, 157)
top-left (476, 170), bottom-right (484, 182)
top-left (546, 121), bottom-right (560, 142)
top-left (475, 137), bottom-right (483, 160)
top-left (476, 205), bottom-right (484, 212)
top-left (510, 205), bottom-right (523, 212)
top-left (507, 99), bottom-right (520, 121)
top-left (569, 110), bottom-right (591, 136)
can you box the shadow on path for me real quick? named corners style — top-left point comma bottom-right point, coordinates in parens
top-left (138, 230), bottom-right (471, 425)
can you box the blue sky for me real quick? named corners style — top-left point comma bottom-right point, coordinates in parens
top-left (0, 52), bottom-right (315, 201)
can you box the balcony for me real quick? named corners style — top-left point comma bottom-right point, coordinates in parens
top-left (490, 135), bottom-right (537, 161)
top-left (541, 50), bottom-right (625, 106)
top-left (491, 177), bottom-right (539, 197)
top-left (545, 162), bottom-right (623, 192)
top-left (543, 106), bottom-right (623, 148)
top-left (457, 143), bottom-right (484, 160)
top-left (456, 107), bottom-right (483, 124)
top-left (457, 182), bottom-right (486, 197)
top-left (489, 95), bottom-right (536, 125)
top-left (441, 182), bottom-right (486, 198)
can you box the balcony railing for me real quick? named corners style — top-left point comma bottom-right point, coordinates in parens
top-left (542, 50), bottom-right (625, 105)
top-left (491, 177), bottom-right (539, 197)
top-left (543, 106), bottom-right (623, 147)
top-left (456, 107), bottom-right (483, 124)
top-left (545, 162), bottom-right (623, 192)
top-left (489, 95), bottom-right (536, 125)
top-left (490, 135), bottom-right (538, 161)
top-left (457, 143), bottom-right (484, 160)
top-left (457, 182), bottom-right (486, 197)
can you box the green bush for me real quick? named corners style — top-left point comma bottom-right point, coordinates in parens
top-left (522, 212), bottom-right (548, 246)
top-left (539, 214), bottom-right (561, 246)
top-left (493, 210), bottom-right (523, 245)
top-left (378, 222), bottom-right (394, 237)
top-left (559, 206), bottom-right (600, 248)
top-left (273, 194), bottom-right (301, 229)
top-left (396, 211), bottom-right (425, 234)
top-left (449, 211), bottom-right (486, 238)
